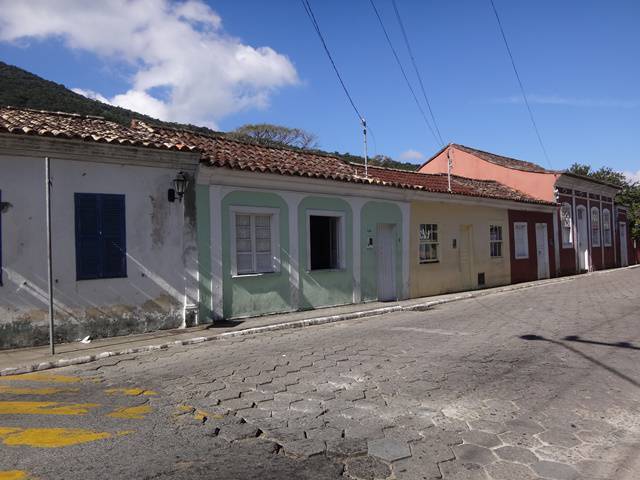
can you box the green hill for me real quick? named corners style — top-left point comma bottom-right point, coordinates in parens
top-left (0, 61), bottom-right (217, 135)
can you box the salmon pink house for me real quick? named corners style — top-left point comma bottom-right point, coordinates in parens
top-left (420, 144), bottom-right (636, 280)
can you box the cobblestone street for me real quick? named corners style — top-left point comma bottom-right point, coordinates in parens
top-left (2, 268), bottom-right (639, 479)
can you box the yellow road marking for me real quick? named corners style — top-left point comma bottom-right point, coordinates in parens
top-left (0, 427), bottom-right (123, 448)
top-left (0, 386), bottom-right (80, 396)
top-left (0, 373), bottom-right (80, 384)
top-left (0, 401), bottom-right (100, 416)
top-left (0, 471), bottom-right (28, 480)
top-left (104, 388), bottom-right (157, 397)
top-left (107, 404), bottom-right (152, 419)
top-left (176, 404), bottom-right (220, 422)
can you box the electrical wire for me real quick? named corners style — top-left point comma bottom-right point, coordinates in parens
top-left (391, 0), bottom-right (444, 145)
top-left (369, 0), bottom-right (442, 147)
top-left (488, 0), bottom-right (552, 168)
top-left (300, 0), bottom-right (365, 124)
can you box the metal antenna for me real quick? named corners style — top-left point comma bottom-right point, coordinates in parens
top-left (447, 148), bottom-right (453, 193)
top-left (362, 118), bottom-right (369, 178)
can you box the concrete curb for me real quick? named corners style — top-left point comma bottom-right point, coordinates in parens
top-left (1, 265), bottom-right (635, 377)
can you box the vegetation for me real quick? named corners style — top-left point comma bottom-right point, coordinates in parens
top-left (231, 124), bottom-right (318, 149)
top-left (569, 163), bottom-right (639, 240)
top-left (0, 61), bottom-right (218, 135)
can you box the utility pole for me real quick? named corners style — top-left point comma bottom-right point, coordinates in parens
top-left (447, 148), bottom-right (453, 193)
top-left (362, 118), bottom-right (368, 178)
top-left (45, 156), bottom-right (55, 355)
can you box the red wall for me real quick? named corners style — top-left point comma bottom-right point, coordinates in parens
top-left (508, 210), bottom-right (556, 284)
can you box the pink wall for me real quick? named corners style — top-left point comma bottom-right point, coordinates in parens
top-left (420, 148), bottom-right (560, 202)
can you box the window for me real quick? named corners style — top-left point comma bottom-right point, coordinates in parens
top-left (233, 212), bottom-right (275, 275)
top-left (75, 193), bottom-right (126, 280)
top-left (602, 208), bottom-right (612, 246)
top-left (514, 222), bottom-right (529, 259)
top-left (489, 225), bottom-right (503, 258)
top-left (419, 224), bottom-right (438, 263)
top-left (591, 207), bottom-right (601, 247)
top-left (560, 203), bottom-right (573, 247)
top-left (309, 214), bottom-right (343, 270)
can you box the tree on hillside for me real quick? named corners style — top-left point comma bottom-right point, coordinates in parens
top-left (232, 124), bottom-right (318, 149)
top-left (569, 163), bottom-right (639, 240)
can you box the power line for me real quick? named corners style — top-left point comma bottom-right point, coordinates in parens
top-left (391, 0), bottom-right (444, 145)
top-left (300, 0), bottom-right (364, 123)
top-left (369, 0), bottom-right (443, 147)
top-left (488, 0), bottom-right (552, 168)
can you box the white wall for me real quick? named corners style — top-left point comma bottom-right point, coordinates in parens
top-left (0, 152), bottom-right (197, 347)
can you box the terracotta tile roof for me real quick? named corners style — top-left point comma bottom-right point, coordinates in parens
top-left (134, 122), bottom-right (554, 206)
top-left (0, 106), bottom-right (194, 152)
top-left (352, 164), bottom-right (552, 204)
top-left (447, 143), bottom-right (553, 174)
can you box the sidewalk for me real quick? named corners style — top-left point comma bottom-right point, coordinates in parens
top-left (0, 271), bottom-right (600, 376)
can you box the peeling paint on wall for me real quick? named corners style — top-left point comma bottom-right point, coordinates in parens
top-left (0, 201), bottom-right (12, 213)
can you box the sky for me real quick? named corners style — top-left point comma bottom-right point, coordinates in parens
top-left (0, 0), bottom-right (639, 181)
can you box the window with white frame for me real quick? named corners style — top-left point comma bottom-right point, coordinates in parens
top-left (602, 208), bottom-right (612, 246)
top-left (233, 211), bottom-right (277, 275)
top-left (591, 206), bottom-right (601, 247)
top-left (514, 222), bottom-right (529, 259)
top-left (309, 213), bottom-right (343, 270)
top-left (419, 224), bottom-right (438, 263)
top-left (560, 203), bottom-right (573, 247)
top-left (489, 224), bottom-right (503, 258)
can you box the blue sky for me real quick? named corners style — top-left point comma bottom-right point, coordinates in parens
top-left (0, 0), bottom-right (639, 179)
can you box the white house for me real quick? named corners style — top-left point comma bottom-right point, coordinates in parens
top-left (0, 107), bottom-right (200, 348)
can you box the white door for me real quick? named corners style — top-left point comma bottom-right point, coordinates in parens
top-left (620, 221), bottom-right (628, 267)
top-left (535, 223), bottom-right (550, 279)
top-left (576, 206), bottom-right (589, 271)
top-left (376, 223), bottom-right (397, 301)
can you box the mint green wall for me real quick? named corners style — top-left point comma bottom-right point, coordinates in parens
top-left (298, 196), bottom-right (353, 309)
top-left (196, 184), bottom-right (212, 322)
top-left (221, 191), bottom-right (291, 318)
top-left (361, 201), bottom-right (403, 302)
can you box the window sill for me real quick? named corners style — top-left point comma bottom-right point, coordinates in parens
top-left (232, 271), bottom-right (280, 279)
top-left (514, 256), bottom-right (529, 260)
top-left (306, 268), bottom-right (346, 273)
top-left (419, 260), bottom-right (439, 264)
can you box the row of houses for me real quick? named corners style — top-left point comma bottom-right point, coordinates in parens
top-left (0, 107), bottom-right (636, 348)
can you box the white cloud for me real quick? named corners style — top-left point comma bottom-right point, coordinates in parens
top-left (399, 149), bottom-right (425, 162)
top-left (0, 0), bottom-right (299, 127)
top-left (624, 169), bottom-right (640, 184)
top-left (494, 94), bottom-right (640, 109)
top-left (71, 88), bottom-right (112, 105)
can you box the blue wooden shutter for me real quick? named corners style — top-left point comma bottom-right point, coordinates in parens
top-left (100, 194), bottom-right (126, 278)
top-left (75, 193), bottom-right (101, 279)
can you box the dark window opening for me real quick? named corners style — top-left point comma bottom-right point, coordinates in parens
top-left (75, 193), bottom-right (127, 280)
top-left (478, 272), bottom-right (486, 286)
top-left (310, 215), bottom-right (340, 270)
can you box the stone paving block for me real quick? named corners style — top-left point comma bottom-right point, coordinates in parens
top-left (467, 419), bottom-right (508, 435)
top-left (462, 430), bottom-right (503, 448)
top-left (504, 418), bottom-right (545, 435)
top-left (265, 427), bottom-right (306, 445)
top-left (240, 391), bottom-right (274, 404)
top-left (305, 426), bottom-right (343, 442)
top-left (345, 423), bottom-right (385, 440)
top-left (326, 438), bottom-right (368, 458)
top-left (281, 438), bottom-right (326, 458)
top-left (214, 389), bottom-right (243, 402)
top-left (498, 431), bottom-right (544, 450)
top-left (383, 426), bottom-right (423, 443)
top-left (485, 461), bottom-right (539, 480)
top-left (530, 460), bottom-right (580, 480)
top-left (574, 460), bottom-right (616, 479)
top-left (217, 423), bottom-right (261, 442)
top-left (493, 445), bottom-right (538, 464)
top-left (220, 397), bottom-right (255, 411)
top-left (537, 428), bottom-right (581, 448)
top-left (437, 459), bottom-right (490, 480)
top-left (367, 438), bottom-right (411, 462)
top-left (452, 444), bottom-right (496, 466)
top-left (238, 406), bottom-right (271, 420)
top-left (345, 456), bottom-right (391, 480)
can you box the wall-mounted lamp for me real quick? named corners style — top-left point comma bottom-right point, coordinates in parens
top-left (168, 171), bottom-right (188, 203)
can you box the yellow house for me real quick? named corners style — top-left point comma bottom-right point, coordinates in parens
top-left (362, 166), bottom-right (556, 298)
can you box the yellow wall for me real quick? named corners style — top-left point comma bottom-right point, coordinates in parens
top-left (410, 201), bottom-right (511, 298)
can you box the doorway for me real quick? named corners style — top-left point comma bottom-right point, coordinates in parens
top-left (459, 225), bottom-right (474, 290)
top-left (535, 223), bottom-right (550, 279)
top-left (376, 223), bottom-right (397, 301)
top-left (576, 205), bottom-right (589, 271)
top-left (620, 221), bottom-right (628, 267)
